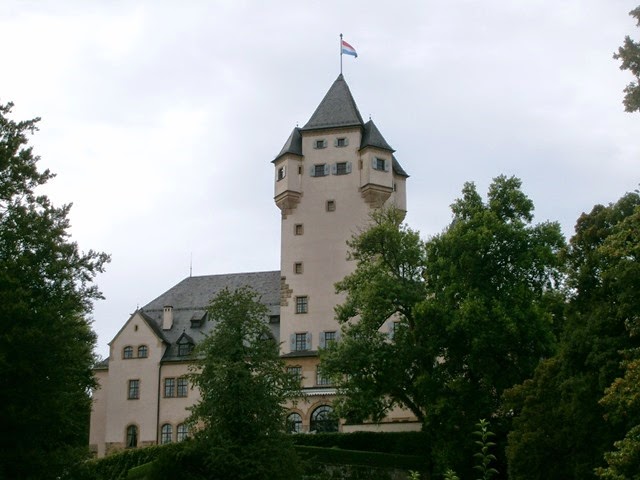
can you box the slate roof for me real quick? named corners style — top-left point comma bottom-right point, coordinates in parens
top-left (361, 119), bottom-right (394, 152)
top-left (139, 271), bottom-right (281, 362)
top-left (273, 127), bottom-right (302, 162)
top-left (301, 74), bottom-right (365, 131)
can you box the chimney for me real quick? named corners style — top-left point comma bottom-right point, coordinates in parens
top-left (163, 306), bottom-right (173, 330)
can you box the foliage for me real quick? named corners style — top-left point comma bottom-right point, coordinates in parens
top-left (63, 443), bottom-right (177, 480)
top-left (321, 206), bottom-right (428, 423)
top-left (596, 205), bottom-right (640, 479)
top-left (322, 176), bottom-right (564, 477)
top-left (444, 470), bottom-right (461, 480)
top-left (473, 419), bottom-right (499, 480)
top-left (295, 445), bottom-right (428, 471)
top-left (291, 430), bottom-right (429, 456)
top-left (614, 6), bottom-right (640, 112)
top-left (0, 102), bottom-right (109, 479)
top-left (180, 286), bottom-right (302, 480)
top-left (506, 192), bottom-right (640, 480)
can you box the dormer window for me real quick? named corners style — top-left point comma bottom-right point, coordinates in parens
top-left (335, 137), bottom-right (348, 147)
top-left (178, 342), bottom-right (194, 357)
top-left (176, 332), bottom-right (195, 357)
top-left (314, 139), bottom-right (327, 149)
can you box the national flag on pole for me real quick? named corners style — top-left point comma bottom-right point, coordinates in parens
top-left (341, 40), bottom-right (358, 58)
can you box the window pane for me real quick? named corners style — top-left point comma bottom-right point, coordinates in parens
top-left (177, 377), bottom-right (188, 397)
top-left (296, 296), bottom-right (308, 314)
top-left (161, 424), bottom-right (173, 444)
top-left (164, 378), bottom-right (175, 397)
top-left (128, 380), bottom-right (139, 400)
top-left (177, 423), bottom-right (189, 442)
top-left (295, 333), bottom-right (307, 351)
top-left (126, 425), bottom-right (138, 448)
top-left (287, 413), bottom-right (303, 433)
top-left (311, 405), bottom-right (338, 433)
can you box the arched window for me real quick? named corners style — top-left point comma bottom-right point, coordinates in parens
top-left (126, 425), bottom-right (138, 448)
top-left (123, 346), bottom-right (133, 359)
top-left (287, 412), bottom-right (303, 433)
top-left (177, 423), bottom-right (189, 442)
top-left (160, 424), bottom-right (173, 444)
top-left (137, 345), bottom-right (148, 358)
top-left (310, 405), bottom-right (338, 433)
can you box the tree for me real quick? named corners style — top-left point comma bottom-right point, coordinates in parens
top-left (0, 102), bottom-right (109, 479)
top-left (181, 287), bottom-right (302, 480)
top-left (596, 203), bottom-right (640, 480)
top-left (322, 176), bottom-right (565, 476)
top-left (506, 192), bottom-right (640, 480)
top-left (614, 6), bottom-right (640, 112)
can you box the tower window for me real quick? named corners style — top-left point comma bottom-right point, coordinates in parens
top-left (296, 296), bottom-right (308, 314)
top-left (373, 157), bottom-right (388, 171)
top-left (128, 379), bottom-right (140, 400)
top-left (334, 162), bottom-right (351, 175)
top-left (326, 200), bottom-right (336, 212)
top-left (294, 262), bottom-right (303, 274)
top-left (314, 139), bottom-right (327, 149)
top-left (294, 224), bottom-right (303, 235)
top-left (277, 166), bottom-right (286, 181)
top-left (310, 164), bottom-right (329, 177)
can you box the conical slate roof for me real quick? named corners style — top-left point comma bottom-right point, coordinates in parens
top-left (361, 119), bottom-right (394, 152)
top-left (273, 127), bottom-right (302, 162)
top-left (301, 74), bottom-right (364, 131)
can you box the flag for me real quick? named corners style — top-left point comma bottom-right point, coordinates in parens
top-left (341, 40), bottom-right (358, 58)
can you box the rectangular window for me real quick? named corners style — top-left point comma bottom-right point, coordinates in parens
top-left (296, 296), bottom-right (308, 314)
top-left (316, 367), bottom-right (331, 386)
top-left (277, 166), bottom-right (286, 181)
top-left (335, 162), bottom-right (349, 175)
top-left (326, 200), bottom-right (336, 212)
top-left (294, 224), bottom-right (303, 236)
top-left (287, 366), bottom-right (302, 382)
top-left (324, 331), bottom-right (336, 347)
top-left (294, 262), bottom-right (303, 274)
top-left (164, 378), bottom-right (175, 397)
top-left (128, 379), bottom-right (140, 400)
top-left (314, 139), bottom-right (327, 149)
top-left (373, 157), bottom-right (388, 171)
top-left (177, 377), bottom-right (188, 397)
top-left (314, 164), bottom-right (327, 177)
top-left (295, 333), bottom-right (308, 351)
top-left (335, 137), bottom-right (348, 147)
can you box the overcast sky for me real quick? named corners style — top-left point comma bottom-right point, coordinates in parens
top-left (1, 1), bottom-right (638, 358)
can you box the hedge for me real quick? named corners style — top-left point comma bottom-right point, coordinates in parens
top-left (292, 431), bottom-right (429, 456)
top-left (295, 445), bottom-right (428, 471)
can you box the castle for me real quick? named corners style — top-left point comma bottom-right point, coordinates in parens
top-left (89, 74), bottom-right (416, 457)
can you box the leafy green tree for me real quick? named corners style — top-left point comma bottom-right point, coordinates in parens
top-left (506, 192), bottom-right (640, 480)
top-left (596, 204), bottom-right (640, 480)
top-left (614, 6), bottom-right (640, 112)
top-left (322, 176), bottom-right (564, 476)
top-left (321, 207), bottom-right (429, 424)
top-left (0, 102), bottom-right (109, 479)
top-left (176, 287), bottom-right (302, 480)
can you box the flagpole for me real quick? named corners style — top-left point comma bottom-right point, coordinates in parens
top-left (340, 33), bottom-right (343, 75)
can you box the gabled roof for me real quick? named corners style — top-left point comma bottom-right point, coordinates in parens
top-left (360, 119), bottom-right (394, 152)
top-left (273, 127), bottom-right (302, 162)
top-left (301, 74), bottom-right (364, 131)
top-left (140, 271), bottom-right (281, 362)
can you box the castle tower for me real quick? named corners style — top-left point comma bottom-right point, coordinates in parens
top-left (273, 74), bottom-right (408, 366)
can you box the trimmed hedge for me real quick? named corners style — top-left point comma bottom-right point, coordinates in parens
top-left (295, 445), bottom-right (428, 471)
top-left (292, 431), bottom-right (429, 456)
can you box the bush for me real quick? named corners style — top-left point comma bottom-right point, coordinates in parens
top-left (292, 431), bottom-right (429, 456)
